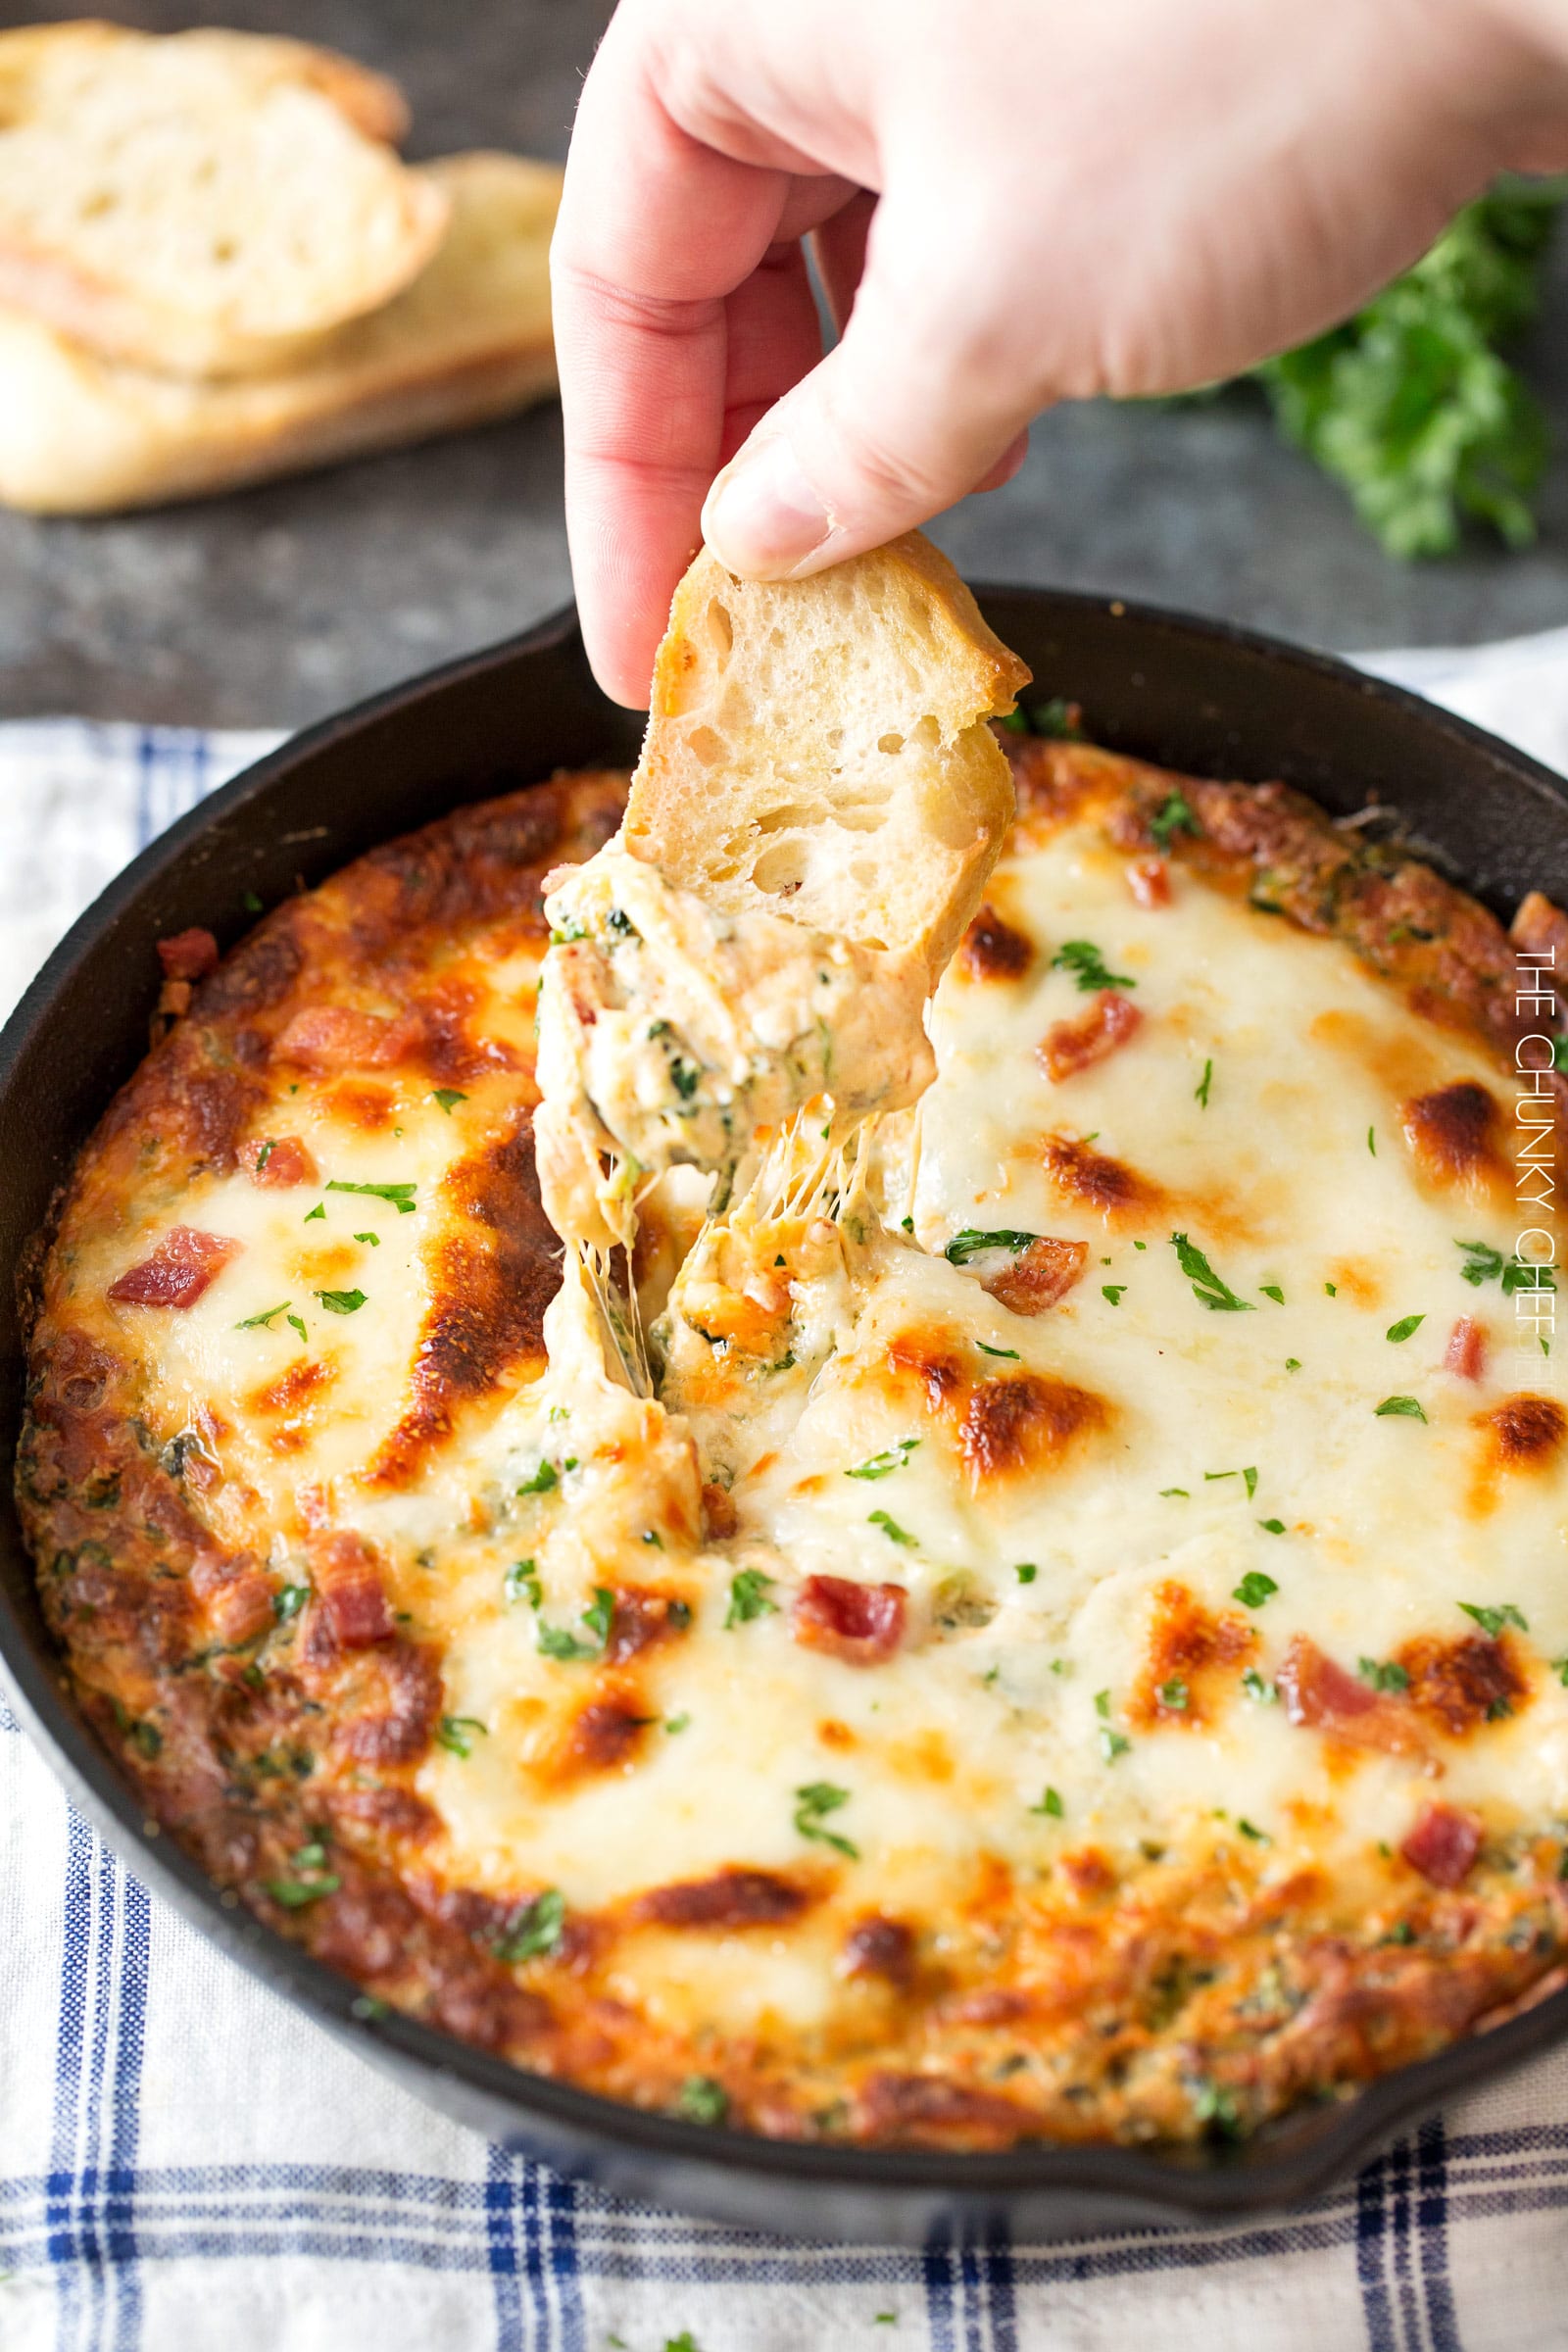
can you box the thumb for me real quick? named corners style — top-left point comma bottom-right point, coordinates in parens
top-left (701, 194), bottom-right (1034, 576)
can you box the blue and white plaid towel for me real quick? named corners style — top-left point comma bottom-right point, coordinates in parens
top-left (4, 640), bottom-right (1568, 2352)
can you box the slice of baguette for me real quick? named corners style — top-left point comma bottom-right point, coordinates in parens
top-left (0, 153), bottom-right (560, 515)
top-left (0, 22), bottom-right (410, 146)
top-left (623, 534), bottom-right (1031, 986)
top-left (0, 21), bottom-right (446, 377)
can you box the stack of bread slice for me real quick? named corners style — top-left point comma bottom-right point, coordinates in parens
top-left (0, 21), bottom-right (562, 513)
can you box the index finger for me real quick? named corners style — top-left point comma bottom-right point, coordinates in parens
top-left (550, 13), bottom-right (847, 704)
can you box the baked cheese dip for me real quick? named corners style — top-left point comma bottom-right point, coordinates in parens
top-left (19, 727), bottom-right (1568, 2151)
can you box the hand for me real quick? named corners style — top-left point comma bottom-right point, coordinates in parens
top-left (551, 0), bottom-right (1568, 705)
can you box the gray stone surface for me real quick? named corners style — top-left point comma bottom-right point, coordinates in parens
top-left (3, 0), bottom-right (1567, 727)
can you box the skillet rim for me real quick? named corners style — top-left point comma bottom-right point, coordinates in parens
top-left (4, 584), bottom-right (1567, 2237)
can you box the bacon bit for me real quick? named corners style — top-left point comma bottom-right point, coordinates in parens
top-left (107, 1226), bottom-right (240, 1308)
top-left (241, 1134), bottom-right (318, 1189)
top-left (1445, 1316), bottom-right (1487, 1381)
top-left (1396, 1633), bottom-right (1524, 1740)
top-left (1277, 1634), bottom-right (1423, 1756)
top-left (632, 1868), bottom-right (812, 1930)
top-left (605, 1591), bottom-right (692, 1664)
top-left (1477, 1392), bottom-right (1568, 1471)
top-left (1127, 856), bottom-right (1172, 909)
top-left (981, 1235), bottom-right (1088, 1314)
top-left (273, 1004), bottom-right (423, 1072)
top-left (207, 1569), bottom-right (276, 1647)
top-left (309, 1530), bottom-right (394, 1648)
top-left (1400, 1802), bottom-right (1483, 1888)
top-left (1060, 1847), bottom-right (1116, 1899)
top-left (1038, 990), bottom-right (1142, 1084)
top-left (841, 1915), bottom-right (916, 1984)
top-left (1400, 1081), bottom-right (1502, 1194)
top-left (959, 904), bottom-right (1033, 981)
top-left (792, 1575), bottom-right (906, 1665)
top-left (1129, 1580), bottom-right (1254, 1728)
top-left (957, 1371), bottom-right (1105, 1485)
top-left (701, 1482), bottom-right (739, 1540)
top-left (156, 928), bottom-right (220, 983)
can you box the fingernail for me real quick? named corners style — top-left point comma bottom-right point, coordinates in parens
top-left (702, 433), bottom-right (832, 578)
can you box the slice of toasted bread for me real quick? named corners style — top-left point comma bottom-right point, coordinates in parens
top-left (0, 22), bottom-right (410, 145)
top-left (0, 153), bottom-right (560, 514)
top-left (0, 21), bottom-right (446, 377)
top-left (623, 535), bottom-right (1031, 986)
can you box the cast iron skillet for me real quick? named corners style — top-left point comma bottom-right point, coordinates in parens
top-left (2, 589), bottom-right (1566, 2246)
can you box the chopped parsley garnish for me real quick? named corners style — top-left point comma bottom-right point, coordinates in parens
top-left (1456, 1238), bottom-right (1559, 1295)
top-left (272, 1584), bottom-right (309, 1623)
top-left (1102, 1284), bottom-right (1127, 1305)
top-left (676, 2076), bottom-right (728, 2126)
top-left (537, 1589), bottom-right (613, 1662)
top-left (492, 1887), bottom-right (565, 1963)
top-left (945, 1227), bottom-right (1040, 1266)
top-left (976, 1340), bottom-right (1020, 1359)
top-left (1324, 1281), bottom-right (1338, 1297)
top-left (1191, 2081), bottom-right (1243, 2139)
top-left (868, 1509), bottom-right (914, 1545)
top-left (1237, 1819), bottom-right (1269, 1842)
top-left (1368, 1125), bottom-right (1377, 1156)
top-left (1159, 1486), bottom-right (1190, 1497)
top-left (1028, 695), bottom-right (1087, 740)
top-left (436, 1715), bottom-right (487, 1758)
top-left (725, 1569), bottom-right (777, 1627)
top-left (504, 1560), bottom-right (542, 1608)
top-left (1386, 1313), bottom-right (1426, 1343)
top-left (1285, 1357), bottom-right (1302, 1372)
top-left (1375, 1395), bottom-right (1427, 1421)
top-left (549, 917), bottom-right (588, 945)
top-left (325, 1179), bottom-right (416, 1214)
top-left (1100, 1727), bottom-right (1131, 1762)
top-left (1205, 1466), bottom-right (1258, 1498)
top-left (1015, 1563), bottom-right (1038, 1585)
top-left (1241, 1667), bottom-right (1277, 1703)
top-left (1031, 1787), bottom-right (1064, 1817)
top-left (642, 1529), bottom-right (663, 1547)
top-left (1195, 1058), bottom-right (1213, 1108)
top-left (430, 1089), bottom-right (467, 1113)
top-left (845, 1438), bottom-right (919, 1480)
top-left (255, 1141), bottom-right (276, 1171)
top-left (1260, 1284), bottom-right (1285, 1304)
top-left (1458, 1601), bottom-right (1528, 1638)
top-left (1257, 1517), bottom-right (1288, 1536)
top-left (1094, 1689), bottom-right (1111, 1718)
top-left (267, 1843), bottom-right (340, 1908)
top-left (304, 1202), bottom-right (324, 1222)
top-left (235, 1299), bottom-right (290, 1330)
top-left (353, 1231), bottom-right (379, 1246)
top-left (1052, 938), bottom-right (1135, 993)
top-left (1233, 1571), bottom-right (1278, 1609)
top-left (316, 1288), bottom-right (367, 1314)
top-left (1170, 1231), bottom-right (1255, 1312)
top-left (517, 1459), bottom-right (560, 1495)
top-left (1158, 1677), bottom-right (1189, 1711)
top-left (794, 1781), bottom-right (858, 1859)
top-left (1150, 789), bottom-right (1199, 848)
top-left (1358, 1657), bottom-right (1409, 1693)
top-left (286, 1313), bottom-right (308, 1346)
top-left (669, 1056), bottom-right (700, 1100)
top-left (241, 888), bottom-right (265, 914)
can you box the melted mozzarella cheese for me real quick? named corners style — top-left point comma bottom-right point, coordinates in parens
top-left (416, 808), bottom-right (1568, 2034)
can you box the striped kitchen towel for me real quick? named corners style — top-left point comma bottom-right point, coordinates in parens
top-left (2, 641), bottom-right (1567, 2352)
